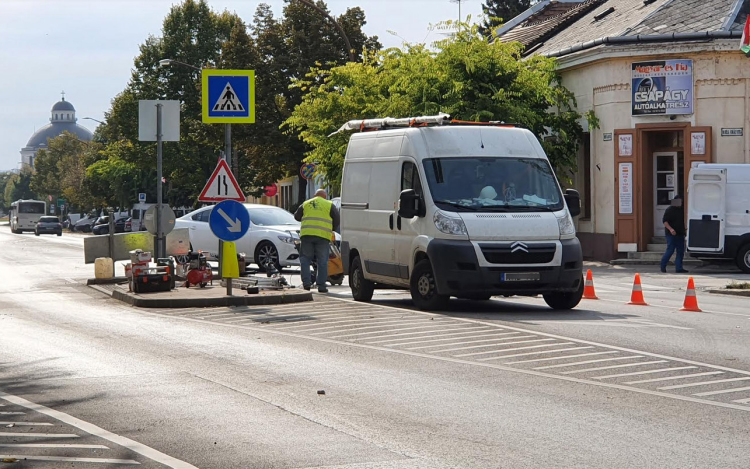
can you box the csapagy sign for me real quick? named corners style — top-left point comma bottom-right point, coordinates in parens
top-left (631, 60), bottom-right (693, 116)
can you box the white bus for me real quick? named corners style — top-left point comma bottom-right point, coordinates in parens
top-left (9, 199), bottom-right (47, 233)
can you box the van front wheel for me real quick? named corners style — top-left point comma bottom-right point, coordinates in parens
top-left (543, 279), bottom-right (584, 310)
top-left (736, 244), bottom-right (750, 273)
top-left (410, 259), bottom-right (449, 310)
top-left (350, 256), bottom-right (374, 302)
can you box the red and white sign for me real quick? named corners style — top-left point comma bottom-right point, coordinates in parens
top-left (264, 184), bottom-right (278, 197)
top-left (198, 159), bottom-right (245, 202)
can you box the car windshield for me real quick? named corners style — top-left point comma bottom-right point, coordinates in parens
top-left (422, 157), bottom-right (564, 212)
top-left (248, 207), bottom-right (298, 226)
top-left (40, 217), bottom-right (59, 223)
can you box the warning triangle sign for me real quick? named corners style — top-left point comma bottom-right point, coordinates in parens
top-left (212, 82), bottom-right (245, 112)
top-left (198, 159), bottom-right (246, 202)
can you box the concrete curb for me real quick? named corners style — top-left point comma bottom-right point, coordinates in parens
top-left (706, 289), bottom-right (750, 298)
top-left (86, 277), bottom-right (129, 285)
top-left (110, 287), bottom-right (313, 308)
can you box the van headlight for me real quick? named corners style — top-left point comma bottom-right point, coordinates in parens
top-left (557, 212), bottom-right (576, 238)
top-left (434, 210), bottom-right (467, 235)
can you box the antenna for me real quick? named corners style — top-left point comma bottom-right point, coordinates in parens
top-left (449, 0), bottom-right (468, 22)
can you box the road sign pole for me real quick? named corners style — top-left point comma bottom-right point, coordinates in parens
top-left (156, 103), bottom-right (164, 260)
top-left (219, 123), bottom-right (232, 293)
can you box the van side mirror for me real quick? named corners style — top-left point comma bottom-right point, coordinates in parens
top-left (398, 189), bottom-right (421, 218)
top-left (564, 189), bottom-right (581, 218)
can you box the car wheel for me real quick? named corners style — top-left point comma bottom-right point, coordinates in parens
top-left (57, 231), bottom-right (62, 236)
top-left (35, 231), bottom-right (39, 236)
top-left (350, 256), bottom-right (374, 302)
top-left (736, 244), bottom-right (750, 274)
top-left (255, 241), bottom-right (281, 272)
top-left (543, 279), bottom-right (584, 310)
top-left (410, 259), bottom-right (449, 310)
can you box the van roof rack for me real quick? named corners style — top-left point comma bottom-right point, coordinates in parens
top-left (329, 113), bottom-right (519, 136)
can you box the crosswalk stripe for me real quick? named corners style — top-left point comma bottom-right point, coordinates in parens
top-left (0, 454), bottom-right (139, 464)
top-left (624, 371), bottom-right (724, 385)
top-left (560, 360), bottom-right (667, 375)
top-left (693, 386), bottom-right (750, 397)
top-left (659, 377), bottom-right (750, 390)
top-left (532, 355), bottom-right (639, 369)
top-left (592, 366), bottom-right (697, 380)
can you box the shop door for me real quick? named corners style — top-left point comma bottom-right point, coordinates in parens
top-left (653, 152), bottom-right (677, 237)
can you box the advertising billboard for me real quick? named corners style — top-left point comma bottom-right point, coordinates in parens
top-left (631, 60), bottom-right (693, 116)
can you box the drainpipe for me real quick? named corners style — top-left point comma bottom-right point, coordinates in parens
top-left (543, 31), bottom-right (742, 58)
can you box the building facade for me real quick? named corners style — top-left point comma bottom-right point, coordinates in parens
top-left (20, 95), bottom-right (93, 169)
top-left (497, 0), bottom-right (750, 261)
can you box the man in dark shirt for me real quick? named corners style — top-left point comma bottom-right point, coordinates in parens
top-left (660, 194), bottom-right (688, 273)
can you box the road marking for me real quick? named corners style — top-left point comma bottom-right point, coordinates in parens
top-left (0, 454), bottom-right (140, 464)
top-left (624, 371), bottom-right (725, 385)
top-left (438, 335), bottom-right (555, 356)
top-left (732, 398), bottom-right (750, 404)
top-left (412, 335), bottom-right (534, 352)
top-left (368, 329), bottom-right (495, 345)
top-left (299, 319), bottom-right (430, 334)
top-left (277, 316), bottom-right (410, 330)
top-left (448, 338), bottom-right (556, 356)
top-left (593, 366), bottom-right (697, 380)
top-left (0, 444), bottom-right (109, 448)
top-left (659, 377), bottom-right (750, 390)
top-left (0, 392), bottom-right (199, 468)
top-left (0, 422), bottom-right (53, 426)
top-left (532, 355), bottom-right (642, 370)
top-left (0, 412), bottom-right (25, 415)
top-left (496, 347), bottom-right (596, 361)
top-left (693, 386), bottom-right (750, 397)
top-left (0, 433), bottom-right (79, 438)
top-left (329, 323), bottom-right (467, 340)
top-left (337, 325), bottom-right (488, 341)
top-left (473, 343), bottom-right (576, 360)
top-left (561, 360), bottom-right (668, 375)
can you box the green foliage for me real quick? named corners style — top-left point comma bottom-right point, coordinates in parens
top-left (286, 22), bottom-right (584, 192)
top-left (478, 0), bottom-right (536, 38)
top-left (584, 110), bottom-right (600, 131)
top-left (0, 171), bottom-right (14, 210)
top-left (4, 169), bottom-right (35, 204)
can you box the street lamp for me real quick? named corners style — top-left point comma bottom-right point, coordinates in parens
top-left (82, 117), bottom-right (104, 124)
top-left (159, 59), bottom-right (202, 71)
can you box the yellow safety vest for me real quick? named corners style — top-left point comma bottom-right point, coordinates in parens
top-left (300, 197), bottom-right (333, 240)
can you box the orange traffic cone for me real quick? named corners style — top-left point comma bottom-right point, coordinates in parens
top-left (680, 277), bottom-right (702, 312)
top-left (628, 273), bottom-right (649, 306)
top-left (583, 269), bottom-right (598, 299)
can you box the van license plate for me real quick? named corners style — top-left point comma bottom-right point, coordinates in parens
top-left (501, 272), bottom-right (540, 282)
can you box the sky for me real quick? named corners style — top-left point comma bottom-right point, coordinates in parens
top-left (0, 0), bottom-right (486, 171)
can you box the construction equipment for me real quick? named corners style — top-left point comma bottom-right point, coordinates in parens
top-left (185, 251), bottom-right (213, 288)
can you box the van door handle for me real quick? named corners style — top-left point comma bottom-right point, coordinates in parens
top-left (389, 214), bottom-right (394, 230)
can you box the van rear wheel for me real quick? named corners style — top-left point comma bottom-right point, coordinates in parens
top-left (410, 259), bottom-right (449, 310)
top-left (350, 256), bottom-right (374, 302)
top-left (543, 279), bottom-right (584, 310)
top-left (735, 244), bottom-right (750, 273)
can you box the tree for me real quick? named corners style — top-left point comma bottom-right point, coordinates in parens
top-left (286, 22), bottom-right (586, 192)
top-left (4, 169), bottom-right (35, 204)
top-left (479, 0), bottom-right (535, 38)
top-left (0, 171), bottom-right (14, 211)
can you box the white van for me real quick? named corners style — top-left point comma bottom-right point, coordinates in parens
top-left (687, 163), bottom-right (750, 272)
top-left (338, 114), bottom-right (584, 310)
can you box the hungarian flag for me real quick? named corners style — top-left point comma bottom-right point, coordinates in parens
top-left (741, 16), bottom-right (750, 56)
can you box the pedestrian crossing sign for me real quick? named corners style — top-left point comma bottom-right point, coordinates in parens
top-left (202, 69), bottom-right (255, 124)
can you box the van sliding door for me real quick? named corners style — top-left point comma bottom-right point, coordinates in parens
top-left (687, 168), bottom-right (726, 252)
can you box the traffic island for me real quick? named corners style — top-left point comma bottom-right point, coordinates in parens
top-left (99, 283), bottom-right (312, 308)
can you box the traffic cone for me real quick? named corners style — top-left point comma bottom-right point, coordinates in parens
top-left (583, 269), bottom-right (599, 299)
top-left (628, 273), bottom-right (649, 306)
top-left (680, 277), bottom-right (702, 312)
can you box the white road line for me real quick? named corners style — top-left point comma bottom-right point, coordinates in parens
top-left (0, 412), bottom-right (25, 415)
top-left (0, 454), bottom-right (140, 464)
top-left (297, 319), bottom-right (430, 334)
top-left (732, 398), bottom-right (750, 404)
top-left (624, 371), bottom-right (725, 385)
top-left (532, 355), bottom-right (641, 369)
top-left (693, 386), bottom-right (750, 397)
top-left (368, 329), bottom-right (496, 345)
top-left (330, 325), bottom-right (485, 341)
top-left (322, 322), bottom-right (446, 338)
top-left (275, 316), bottom-right (409, 330)
top-left (497, 347), bottom-right (597, 361)
top-left (407, 334), bottom-right (531, 351)
top-left (0, 392), bottom-right (199, 469)
top-left (436, 337), bottom-right (549, 354)
top-left (0, 433), bottom-right (79, 438)
top-left (0, 444), bottom-right (109, 448)
top-left (0, 422), bottom-right (53, 426)
top-left (659, 377), bottom-right (750, 390)
top-left (561, 360), bottom-right (668, 375)
top-left (466, 342), bottom-right (573, 359)
top-left (593, 366), bottom-right (698, 380)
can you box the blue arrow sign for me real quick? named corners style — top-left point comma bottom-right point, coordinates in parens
top-left (209, 200), bottom-right (250, 242)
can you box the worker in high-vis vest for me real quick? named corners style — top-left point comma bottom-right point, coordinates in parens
top-left (294, 189), bottom-right (340, 292)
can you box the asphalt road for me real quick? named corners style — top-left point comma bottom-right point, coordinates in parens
top-left (1, 225), bottom-right (749, 468)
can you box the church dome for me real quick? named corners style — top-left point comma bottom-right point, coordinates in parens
top-left (25, 122), bottom-right (93, 148)
top-left (51, 99), bottom-right (75, 112)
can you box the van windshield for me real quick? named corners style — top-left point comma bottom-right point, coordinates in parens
top-left (422, 157), bottom-right (564, 212)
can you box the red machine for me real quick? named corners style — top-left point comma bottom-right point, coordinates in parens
top-left (185, 251), bottom-right (213, 288)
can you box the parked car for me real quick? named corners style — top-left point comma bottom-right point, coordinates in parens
top-left (176, 204), bottom-right (304, 271)
top-left (35, 216), bottom-right (63, 236)
top-left (124, 217), bottom-right (132, 232)
top-left (73, 215), bottom-right (96, 232)
top-left (92, 216), bottom-right (130, 235)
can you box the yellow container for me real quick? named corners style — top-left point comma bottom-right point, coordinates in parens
top-left (94, 257), bottom-right (114, 279)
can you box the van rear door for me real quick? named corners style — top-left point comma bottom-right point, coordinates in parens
top-left (687, 167), bottom-right (726, 253)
